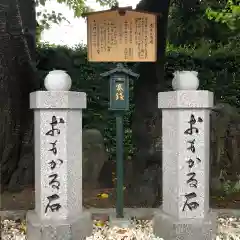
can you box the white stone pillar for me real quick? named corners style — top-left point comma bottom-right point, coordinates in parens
top-left (153, 71), bottom-right (217, 240)
top-left (26, 70), bottom-right (92, 240)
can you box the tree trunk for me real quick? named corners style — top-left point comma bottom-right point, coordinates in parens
top-left (0, 0), bottom-right (36, 192)
top-left (128, 0), bottom-right (170, 207)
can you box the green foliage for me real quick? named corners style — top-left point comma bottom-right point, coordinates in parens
top-left (167, 0), bottom-right (239, 63)
top-left (37, 10), bottom-right (69, 29)
top-left (220, 180), bottom-right (240, 196)
top-left (36, 0), bottom-right (118, 43)
top-left (36, 0), bottom-right (117, 25)
top-left (37, 0), bottom-right (118, 17)
top-left (168, 0), bottom-right (235, 46)
top-left (36, 44), bottom-right (240, 160)
top-left (206, 0), bottom-right (240, 30)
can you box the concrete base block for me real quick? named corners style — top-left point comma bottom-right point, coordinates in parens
top-left (109, 216), bottom-right (132, 228)
top-left (153, 209), bottom-right (217, 240)
top-left (26, 210), bottom-right (92, 240)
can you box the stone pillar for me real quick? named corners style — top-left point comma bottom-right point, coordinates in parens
top-left (153, 71), bottom-right (217, 240)
top-left (26, 70), bottom-right (92, 240)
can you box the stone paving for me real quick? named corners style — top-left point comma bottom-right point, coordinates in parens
top-left (1, 209), bottom-right (240, 240)
top-left (1, 216), bottom-right (240, 240)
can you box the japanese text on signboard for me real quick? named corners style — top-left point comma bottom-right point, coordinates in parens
top-left (87, 10), bottom-right (157, 62)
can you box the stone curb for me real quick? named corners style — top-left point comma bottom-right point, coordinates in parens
top-left (1, 208), bottom-right (240, 235)
top-left (1, 208), bottom-right (240, 220)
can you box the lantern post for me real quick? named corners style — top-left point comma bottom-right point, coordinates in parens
top-left (101, 63), bottom-right (139, 218)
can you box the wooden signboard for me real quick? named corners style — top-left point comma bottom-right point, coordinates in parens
top-left (86, 8), bottom-right (157, 62)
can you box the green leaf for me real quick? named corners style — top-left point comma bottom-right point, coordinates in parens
top-left (39, 0), bottom-right (46, 6)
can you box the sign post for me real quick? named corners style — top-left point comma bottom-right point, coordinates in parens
top-left (101, 63), bottom-right (139, 218)
top-left (85, 6), bottom-right (157, 219)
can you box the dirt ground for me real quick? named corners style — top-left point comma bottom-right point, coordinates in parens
top-left (0, 187), bottom-right (116, 211)
top-left (1, 187), bottom-right (240, 211)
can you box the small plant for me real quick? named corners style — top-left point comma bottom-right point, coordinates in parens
top-left (221, 180), bottom-right (240, 196)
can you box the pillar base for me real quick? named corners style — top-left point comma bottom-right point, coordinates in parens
top-left (153, 208), bottom-right (217, 240)
top-left (26, 210), bottom-right (92, 240)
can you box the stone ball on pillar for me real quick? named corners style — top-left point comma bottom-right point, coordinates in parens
top-left (44, 70), bottom-right (72, 91)
top-left (172, 71), bottom-right (199, 91)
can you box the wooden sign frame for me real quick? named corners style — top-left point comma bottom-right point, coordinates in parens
top-left (85, 7), bottom-right (158, 62)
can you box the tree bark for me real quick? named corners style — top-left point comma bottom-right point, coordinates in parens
top-left (128, 0), bottom-right (171, 206)
top-left (0, 0), bottom-right (36, 192)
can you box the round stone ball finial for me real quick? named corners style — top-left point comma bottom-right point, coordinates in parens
top-left (172, 71), bottom-right (199, 91)
top-left (44, 70), bottom-right (72, 91)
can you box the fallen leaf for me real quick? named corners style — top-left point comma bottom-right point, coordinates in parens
top-left (20, 223), bottom-right (26, 233)
top-left (116, 229), bottom-right (128, 234)
top-left (97, 193), bottom-right (109, 199)
top-left (95, 221), bottom-right (105, 227)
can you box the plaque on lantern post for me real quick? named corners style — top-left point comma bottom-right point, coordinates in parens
top-left (101, 63), bottom-right (139, 218)
top-left (110, 75), bottom-right (129, 111)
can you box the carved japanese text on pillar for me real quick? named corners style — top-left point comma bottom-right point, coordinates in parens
top-left (45, 116), bottom-right (65, 214)
top-left (182, 114), bottom-right (203, 212)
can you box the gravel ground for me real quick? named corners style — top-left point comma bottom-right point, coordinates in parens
top-left (1, 217), bottom-right (240, 240)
